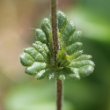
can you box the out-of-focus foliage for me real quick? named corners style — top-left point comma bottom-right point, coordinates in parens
top-left (0, 0), bottom-right (110, 110)
top-left (4, 81), bottom-right (72, 110)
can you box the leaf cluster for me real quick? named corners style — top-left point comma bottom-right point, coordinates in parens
top-left (20, 11), bottom-right (95, 80)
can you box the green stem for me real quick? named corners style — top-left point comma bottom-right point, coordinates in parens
top-left (51, 0), bottom-right (63, 110)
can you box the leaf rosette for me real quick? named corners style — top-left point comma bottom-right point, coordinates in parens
top-left (20, 11), bottom-right (95, 80)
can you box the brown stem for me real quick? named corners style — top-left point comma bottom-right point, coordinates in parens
top-left (57, 80), bottom-right (63, 110)
top-left (51, 0), bottom-right (59, 62)
top-left (51, 0), bottom-right (63, 110)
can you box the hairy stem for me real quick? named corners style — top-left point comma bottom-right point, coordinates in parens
top-left (51, 0), bottom-right (59, 62)
top-left (51, 0), bottom-right (63, 110)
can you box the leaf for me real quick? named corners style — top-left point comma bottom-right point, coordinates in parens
top-left (67, 42), bottom-right (83, 55)
top-left (35, 70), bottom-right (46, 79)
top-left (69, 68), bottom-right (80, 79)
top-left (74, 54), bottom-right (92, 61)
top-left (20, 52), bottom-right (34, 66)
top-left (57, 49), bottom-right (69, 67)
top-left (32, 41), bottom-right (49, 60)
top-left (41, 18), bottom-right (52, 42)
top-left (41, 18), bottom-right (53, 52)
top-left (79, 65), bottom-right (94, 76)
top-left (68, 31), bottom-right (81, 44)
top-left (70, 60), bottom-right (95, 68)
top-left (57, 11), bottom-right (67, 32)
top-left (25, 62), bottom-right (46, 75)
top-left (62, 21), bottom-right (76, 44)
top-left (72, 50), bottom-right (83, 58)
top-left (59, 74), bottom-right (66, 80)
top-left (20, 11), bottom-right (95, 80)
top-left (24, 47), bottom-right (44, 62)
top-left (35, 29), bottom-right (47, 44)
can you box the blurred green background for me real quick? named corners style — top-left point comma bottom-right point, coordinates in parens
top-left (0, 0), bottom-right (110, 110)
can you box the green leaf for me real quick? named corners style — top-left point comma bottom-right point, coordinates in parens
top-left (74, 54), bottom-right (92, 61)
top-left (69, 68), bottom-right (80, 79)
top-left (26, 62), bottom-right (46, 75)
top-left (57, 11), bottom-right (67, 32)
top-left (24, 47), bottom-right (44, 62)
top-left (41, 18), bottom-right (53, 52)
top-left (59, 74), bottom-right (66, 80)
top-left (72, 50), bottom-right (83, 58)
top-left (41, 18), bottom-right (52, 41)
top-left (79, 65), bottom-right (94, 76)
top-left (32, 41), bottom-right (49, 60)
top-left (35, 70), bottom-right (46, 79)
top-left (20, 52), bottom-right (34, 66)
top-left (62, 21), bottom-right (76, 44)
top-left (20, 11), bottom-right (95, 80)
top-left (57, 49), bottom-right (69, 67)
top-left (70, 60), bottom-right (95, 68)
top-left (35, 29), bottom-right (47, 43)
top-left (68, 31), bottom-right (81, 44)
top-left (67, 42), bottom-right (83, 55)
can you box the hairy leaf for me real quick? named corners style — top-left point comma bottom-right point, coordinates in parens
top-left (20, 11), bottom-right (95, 80)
